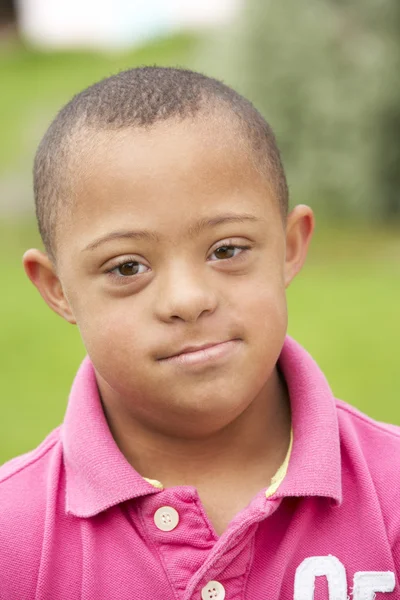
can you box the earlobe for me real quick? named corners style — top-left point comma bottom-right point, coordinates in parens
top-left (284, 204), bottom-right (314, 288)
top-left (22, 249), bottom-right (76, 324)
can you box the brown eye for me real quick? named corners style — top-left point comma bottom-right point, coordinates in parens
top-left (214, 246), bottom-right (236, 260)
top-left (117, 262), bottom-right (140, 276)
top-left (108, 259), bottom-right (149, 279)
top-left (209, 244), bottom-right (249, 263)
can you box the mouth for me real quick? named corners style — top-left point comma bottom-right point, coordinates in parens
top-left (163, 341), bottom-right (233, 359)
top-left (158, 339), bottom-right (242, 368)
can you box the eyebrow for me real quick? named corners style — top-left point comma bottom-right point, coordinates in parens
top-left (83, 213), bottom-right (260, 252)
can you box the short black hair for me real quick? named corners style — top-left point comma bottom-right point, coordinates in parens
top-left (33, 66), bottom-right (289, 259)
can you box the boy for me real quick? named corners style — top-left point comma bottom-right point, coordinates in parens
top-left (0, 67), bottom-right (399, 600)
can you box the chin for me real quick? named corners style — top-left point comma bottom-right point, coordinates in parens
top-left (165, 394), bottom-right (251, 435)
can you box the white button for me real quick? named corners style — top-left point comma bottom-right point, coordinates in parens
top-left (154, 506), bottom-right (179, 531)
top-left (201, 581), bottom-right (225, 600)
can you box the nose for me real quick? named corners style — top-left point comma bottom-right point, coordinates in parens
top-left (154, 262), bottom-right (218, 323)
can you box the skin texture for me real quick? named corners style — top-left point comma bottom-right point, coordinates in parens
top-left (24, 115), bottom-right (314, 534)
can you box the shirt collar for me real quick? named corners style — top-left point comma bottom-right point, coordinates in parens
top-left (62, 336), bottom-right (341, 518)
top-left (62, 358), bottom-right (161, 518)
top-left (275, 336), bottom-right (342, 504)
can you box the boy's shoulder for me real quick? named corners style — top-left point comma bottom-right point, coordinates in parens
top-left (336, 398), bottom-right (400, 514)
top-left (0, 425), bottom-right (62, 515)
top-left (0, 427), bottom-right (63, 584)
top-left (0, 426), bottom-right (61, 485)
top-left (336, 397), bottom-right (400, 449)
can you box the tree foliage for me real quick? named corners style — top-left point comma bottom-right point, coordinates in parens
top-left (214, 0), bottom-right (400, 220)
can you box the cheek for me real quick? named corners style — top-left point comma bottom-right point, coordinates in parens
top-left (234, 269), bottom-right (288, 337)
top-left (239, 279), bottom-right (288, 387)
top-left (248, 290), bottom-right (288, 365)
top-left (71, 294), bottom-right (149, 365)
top-left (76, 309), bottom-right (155, 400)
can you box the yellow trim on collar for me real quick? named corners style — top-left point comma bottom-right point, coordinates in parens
top-left (143, 477), bottom-right (164, 490)
top-left (265, 428), bottom-right (293, 499)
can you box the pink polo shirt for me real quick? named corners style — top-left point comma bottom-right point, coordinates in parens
top-left (1, 337), bottom-right (399, 599)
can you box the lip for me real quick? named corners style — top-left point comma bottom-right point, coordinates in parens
top-left (164, 341), bottom-right (230, 359)
top-left (158, 339), bottom-right (241, 368)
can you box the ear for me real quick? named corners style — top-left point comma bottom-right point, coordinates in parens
top-left (22, 249), bottom-right (76, 324)
top-left (284, 204), bottom-right (314, 288)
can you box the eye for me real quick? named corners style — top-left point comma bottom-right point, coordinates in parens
top-left (209, 245), bottom-right (249, 261)
top-left (108, 261), bottom-right (149, 278)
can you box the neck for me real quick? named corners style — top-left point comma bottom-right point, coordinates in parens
top-left (99, 367), bottom-right (291, 490)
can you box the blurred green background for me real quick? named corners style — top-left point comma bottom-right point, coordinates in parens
top-left (1, 1), bottom-right (399, 465)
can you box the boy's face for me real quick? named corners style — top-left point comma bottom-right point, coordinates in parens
top-left (25, 115), bottom-right (313, 438)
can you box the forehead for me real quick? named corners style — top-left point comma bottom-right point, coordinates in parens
top-left (58, 116), bottom-right (278, 252)
top-left (75, 114), bottom-right (264, 187)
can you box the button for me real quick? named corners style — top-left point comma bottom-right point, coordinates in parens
top-left (201, 581), bottom-right (225, 600)
top-left (154, 506), bottom-right (179, 531)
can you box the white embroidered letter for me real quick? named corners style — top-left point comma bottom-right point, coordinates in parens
top-left (294, 555), bottom-right (347, 600)
top-left (353, 571), bottom-right (395, 600)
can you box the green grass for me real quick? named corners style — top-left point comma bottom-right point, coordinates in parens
top-left (288, 235), bottom-right (400, 424)
top-left (1, 219), bottom-right (399, 465)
